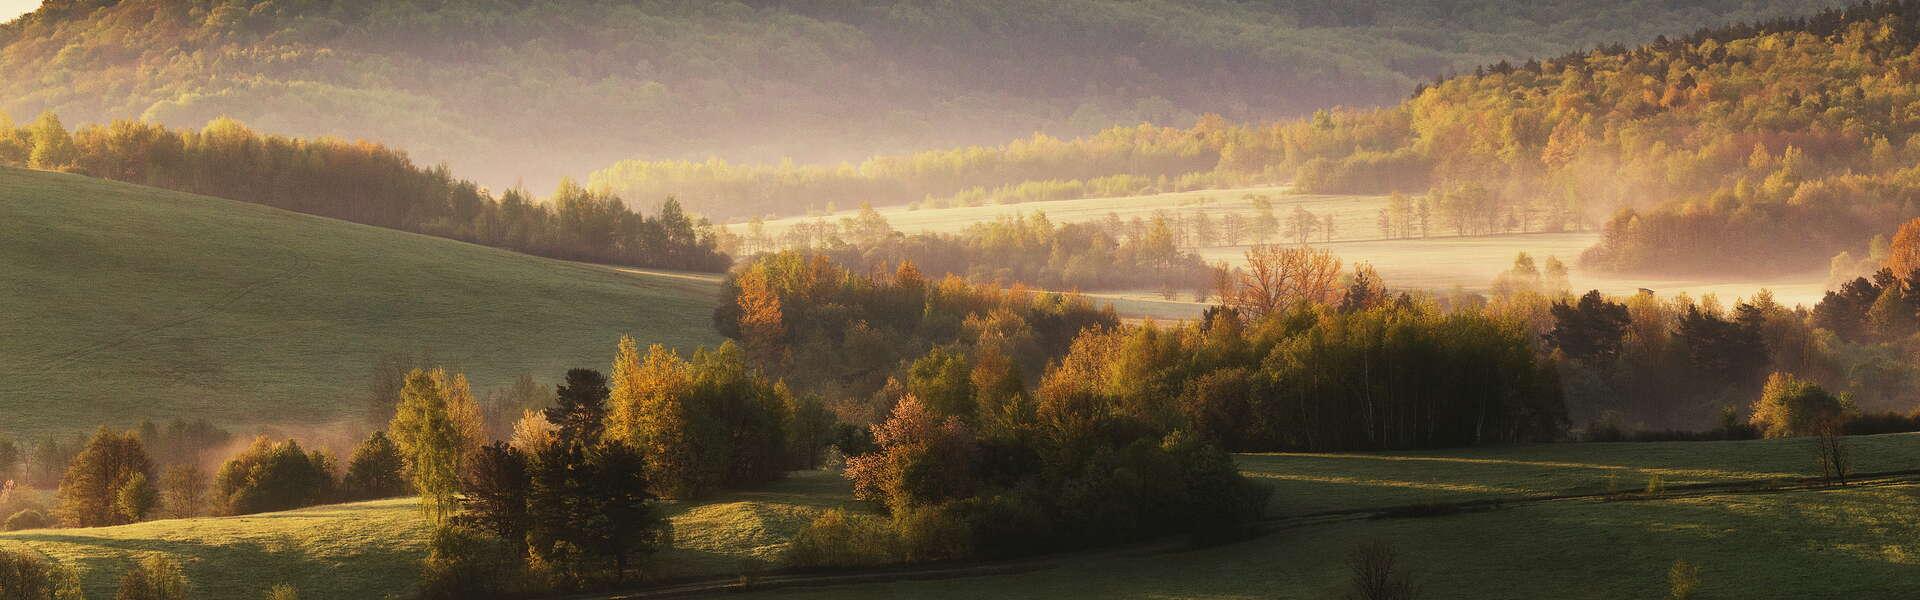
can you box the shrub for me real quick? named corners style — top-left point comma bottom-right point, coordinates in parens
top-left (1668, 559), bottom-right (1700, 600)
top-left (419, 526), bottom-right (531, 600)
top-left (787, 509), bottom-right (898, 568)
top-left (114, 554), bottom-right (188, 600)
top-left (263, 585), bottom-right (299, 600)
top-left (213, 437), bottom-right (336, 515)
top-left (0, 547), bottom-right (82, 600)
top-left (1343, 540), bottom-right (1416, 600)
top-left (893, 505), bottom-right (973, 563)
top-left (5, 509), bottom-right (53, 531)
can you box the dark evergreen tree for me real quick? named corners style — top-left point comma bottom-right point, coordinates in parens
top-left (341, 432), bottom-right (409, 501)
top-left (456, 442), bottom-right (533, 555)
top-left (546, 369), bottom-right (609, 446)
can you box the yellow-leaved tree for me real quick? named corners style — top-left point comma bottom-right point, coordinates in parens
top-left (604, 336), bottom-right (700, 498)
top-left (388, 368), bottom-right (469, 524)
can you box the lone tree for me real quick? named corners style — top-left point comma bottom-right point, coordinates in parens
top-left (56, 427), bottom-right (157, 527)
top-left (390, 369), bottom-right (468, 523)
top-left (1749, 373), bottom-right (1853, 482)
top-left (1343, 540), bottom-right (1416, 600)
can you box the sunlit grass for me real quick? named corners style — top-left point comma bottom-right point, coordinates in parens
top-left (713, 482), bottom-right (1920, 600)
top-left (0, 167), bottom-right (723, 438)
top-left (0, 471), bottom-right (855, 599)
top-left (1238, 433), bottom-right (1920, 515)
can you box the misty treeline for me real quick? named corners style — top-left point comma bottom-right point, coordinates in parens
top-left (593, 126), bottom-right (1223, 220)
top-left (750, 204), bottom-right (1217, 294)
top-left (599, 1), bottom-right (1920, 281)
top-left (0, 1), bottom-right (1828, 196)
top-left (1463, 242), bottom-right (1920, 436)
top-left (0, 114), bottom-right (729, 271)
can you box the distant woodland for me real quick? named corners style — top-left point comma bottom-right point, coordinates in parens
top-left (0, 0), bottom-right (1839, 193)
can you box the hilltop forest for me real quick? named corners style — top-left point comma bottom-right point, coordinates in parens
top-left (0, 0), bottom-right (1840, 194)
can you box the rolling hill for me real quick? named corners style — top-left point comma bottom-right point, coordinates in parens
top-left (8, 435), bottom-right (1917, 599)
top-left (0, 0), bottom-right (1844, 194)
top-left (0, 167), bottom-right (722, 440)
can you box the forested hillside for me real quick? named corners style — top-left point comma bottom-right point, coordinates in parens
top-left (0, 0), bottom-right (1837, 195)
top-left (1274, 1), bottom-right (1920, 277)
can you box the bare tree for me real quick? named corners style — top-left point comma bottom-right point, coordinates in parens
top-left (1226, 244), bottom-right (1342, 320)
top-left (1344, 540), bottom-right (1416, 600)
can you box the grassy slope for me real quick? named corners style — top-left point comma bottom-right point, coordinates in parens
top-left (0, 471), bottom-right (857, 600)
top-left (0, 167), bottom-right (721, 439)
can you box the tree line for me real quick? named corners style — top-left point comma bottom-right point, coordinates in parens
top-left (0, 114), bottom-right (729, 271)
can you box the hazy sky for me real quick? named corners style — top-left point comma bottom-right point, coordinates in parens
top-left (0, 0), bottom-right (37, 23)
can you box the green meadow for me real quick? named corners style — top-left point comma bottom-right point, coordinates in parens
top-left (10, 436), bottom-right (1918, 599)
top-left (0, 167), bottom-right (723, 438)
top-left (0, 471), bottom-right (857, 600)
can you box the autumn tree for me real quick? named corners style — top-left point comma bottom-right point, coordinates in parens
top-left (56, 428), bottom-right (157, 527)
top-left (26, 112), bottom-right (76, 171)
top-left (389, 369), bottom-right (469, 523)
top-left (1750, 373), bottom-right (1853, 481)
top-left (1889, 218), bottom-right (1920, 275)
top-left (736, 268), bottom-right (788, 365)
top-left (1224, 244), bottom-right (1343, 320)
top-left (605, 338), bottom-right (701, 498)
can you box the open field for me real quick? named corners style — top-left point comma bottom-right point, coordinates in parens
top-left (0, 471), bottom-right (857, 600)
top-left (0, 167), bottom-right (723, 439)
top-left (1243, 432), bottom-right (1920, 515)
top-left (715, 482), bottom-right (1920, 599)
top-left (10, 436), bottom-right (1916, 599)
top-left (762, 186), bottom-right (1834, 318)
top-left (692, 434), bottom-right (1920, 600)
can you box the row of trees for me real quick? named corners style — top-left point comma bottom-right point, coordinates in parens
top-left (0, 114), bottom-right (729, 271)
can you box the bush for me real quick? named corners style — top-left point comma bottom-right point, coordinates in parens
top-left (1668, 559), bottom-right (1700, 600)
top-left (787, 509), bottom-right (899, 568)
top-left (419, 526), bottom-right (532, 600)
top-left (214, 437), bottom-right (336, 515)
top-left (263, 585), bottom-right (299, 600)
top-left (893, 505), bottom-right (974, 563)
top-left (0, 547), bottom-right (81, 600)
top-left (5, 508), bottom-right (53, 531)
top-left (114, 554), bottom-right (188, 600)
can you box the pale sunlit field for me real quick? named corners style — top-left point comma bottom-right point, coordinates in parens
top-left (761, 186), bottom-right (1833, 319)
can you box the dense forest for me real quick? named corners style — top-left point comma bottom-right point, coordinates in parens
top-left (1272, 1), bottom-right (1920, 276)
top-left (0, 0), bottom-right (1840, 195)
top-left (0, 114), bottom-right (729, 271)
